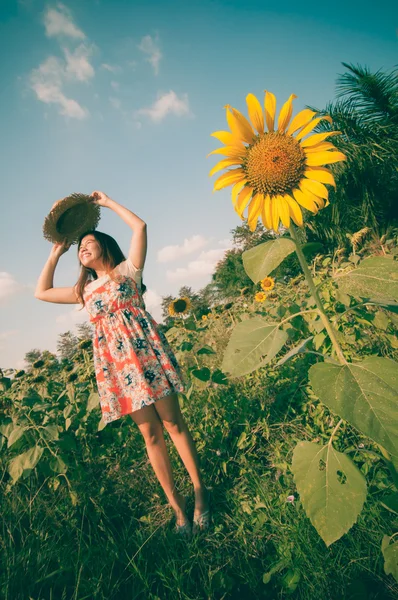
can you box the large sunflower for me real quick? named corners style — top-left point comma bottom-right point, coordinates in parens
top-left (168, 297), bottom-right (191, 317)
top-left (209, 91), bottom-right (346, 232)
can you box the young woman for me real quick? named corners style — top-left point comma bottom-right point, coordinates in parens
top-left (35, 190), bottom-right (210, 536)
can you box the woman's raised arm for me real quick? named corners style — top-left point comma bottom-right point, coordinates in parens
top-left (34, 241), bottom-right (80, 304)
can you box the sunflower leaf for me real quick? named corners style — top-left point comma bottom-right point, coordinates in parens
top-left (242, 238), bottom-right (296, 283)
top-left (334, 256), bottom-right (398, 302)
top-left (292, 441), bottom-right (367, 546)
top-left (382, 535), bottom-right (398, 582)
top-left (222, 318), bottom-right (288, 377)
top-left (309, 357), bottom-right (398, 458)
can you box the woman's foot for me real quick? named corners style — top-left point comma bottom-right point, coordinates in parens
top-left (193, 487), bottom-right (211, 533)
top-left (173, 493), bottom-right (192, 537)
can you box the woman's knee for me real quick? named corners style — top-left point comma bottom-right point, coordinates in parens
top-left (162, 417), bottom-right (184, 436)
top-left (139, 422), bottom-right (164, 446)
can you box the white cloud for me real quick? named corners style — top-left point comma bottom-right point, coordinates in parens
top-left (0, 330), bottom-right (19, 350)
top-left (30, 52), bottom-right (90, 119)
top-left (110, 80), bottom-right (120, 90)
top-left (109, 96), bottom-right (121, 110)
top-left (157, 235), bottom-right (209, 263)
top-left (166, 244), bottom-right (233, 282)
top-left (0, 272), bottom-right (23, 302)
top-left (137, 90), bottom-right (190, 123)
top-left (138, 35), bottom-right (162, 75)
top-left (101, 63), bottom-right (121, 73)
top-left (55, 305), bottom-right (89, 326)
top-left (64, 44), bottom-right (95, 82)
top-left (143, 289), bottom-right (163, 323)
top-left (44, 3), bottom-right (85, 39)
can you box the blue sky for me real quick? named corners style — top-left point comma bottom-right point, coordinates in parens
top-left (1, 0), bottom-right (397, 370)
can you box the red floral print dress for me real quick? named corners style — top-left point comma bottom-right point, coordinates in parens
top-left (83, 258), bottom-right (186, 424)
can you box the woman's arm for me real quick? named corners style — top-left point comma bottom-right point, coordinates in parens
top-left (35, 241), bottom-right (79, 304)
top-left (90, 191), bottom-right (147, 270)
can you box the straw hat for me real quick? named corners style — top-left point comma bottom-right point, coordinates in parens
top-left (42, 193), bottom-right (101, 245)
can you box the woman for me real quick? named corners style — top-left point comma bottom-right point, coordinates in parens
top-left (35, 190), bottom-right (210, 536)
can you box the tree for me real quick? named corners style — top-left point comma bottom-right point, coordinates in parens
top-left (57, 331), bottom-right (79, 360)
top-left (76, 322), bottom-right (94, 340)
top-left (305, 63), bottom-right (398, 247)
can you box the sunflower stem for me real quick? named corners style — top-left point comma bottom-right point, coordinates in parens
top-left (289, 224), bottom-right (347, 365)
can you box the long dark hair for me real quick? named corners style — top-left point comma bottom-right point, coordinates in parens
top-left (75, 230), bottom-right (147, 308)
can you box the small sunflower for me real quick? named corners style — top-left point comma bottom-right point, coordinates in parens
top-left (255, 291), bottom-right (267, 302)
top-left (267, 291), bottom-right (278, 301)
top-left (260, 276), bottom-right (275, 291)
top-left (201, 314), bottom-right (208, 321)
top-left (209, 91), bottom-right (346, 232)
top-left (168, 297), bottom-right (191, 317)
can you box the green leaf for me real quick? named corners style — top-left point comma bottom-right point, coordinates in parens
top-left (211, 369), bottom-right (228, 385)
top-left (335, 256), bottom-right (398, 302)
top-left (197, 345), bottom-right (216, 355)
top-left (382, 535), bottom-right (398, 582)
top-left (292, 441), bottom-right (367, 546)
top-left (373, 310), bottom-right (390, 331)
top-left (281, 569), bottom-right (301, 594)
top-left (380, 493), bottom-right (398, 515)
top-left (180, 341), bottom-right (193, 351)
top-left (184, 319), bottom-right (197, 331)
top-left (7, 426), bottom-right (27, 449)
top-left (242, 238), bottom-right (295, 283)
top-left (222, 318), bottom-right (288, 377)
top-left (313, 332), bottom-right (326, 350)
top-left (275, 336), bottom-right (313, 367)
top-left (191, 368), bottom-right (211, 382)
top-left (42, 425), bottom-right (59, 441)
top-left (8, 444), bottom-right (44, 483)
top-left (302, 242), bottom-right (324, 258)
top-left (97, 418), bottom-right (106, 431)
top-left (309, 357), bottom-right (398, 458)
top-left (49, 455), bottom-right (68, 474)
top-left (335, 289), bottom-right (351, 307)
top-left (87, 392), bottom-right (99, 413)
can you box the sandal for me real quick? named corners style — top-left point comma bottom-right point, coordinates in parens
top-left (192, 491), bottom-right (211, 534)
top-left (174, 496), bottom-right (192, 538)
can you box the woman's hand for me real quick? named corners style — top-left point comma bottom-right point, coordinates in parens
top-left (50, 239), bottom-right (71, 260)
top-left (89, 190), bottom-right (112, 207)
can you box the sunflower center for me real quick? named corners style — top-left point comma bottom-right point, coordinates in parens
top-left (243, 132), bottom-right (306, 196)
top-left (174, 299), bottom-right (188, 313)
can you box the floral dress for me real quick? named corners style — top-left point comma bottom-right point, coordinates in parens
top-left (83, 258), bottom-right (186, 424)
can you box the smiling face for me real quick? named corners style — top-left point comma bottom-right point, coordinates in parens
top-left (78, 234), bottom-right (103, 268)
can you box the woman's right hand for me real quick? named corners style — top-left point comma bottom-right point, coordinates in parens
top-left (50, 239), bottom-right (71, 260)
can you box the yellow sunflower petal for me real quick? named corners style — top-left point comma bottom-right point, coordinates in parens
top-left (305, 151), bottom-right (346, 167)
top-left (235, 186), bottom-right (253, 218)
top-left (300, 178), bottom-right (329, 200)
top-left (264, 90), bottom-right (276, 132)
top-left (207, 146), bottom-right (246, 159)
top-left (247, 193), bottom-right (263, 230)
top-left (296, 116), bottom-right (333, 141)
top-left (285, 195), bottom-right (304, 226)
top-left (225, 105), bottom-right (255, 144)
top-left (277, 195), bottom-right (291, 228)
top-left (246, 93), bottom-right (264, 135)
top-left (304, 167), bottom-right (336, 188)
top-left (301, 131), bottom-right (341, 148)
top-left (211, 130), bottom-right (240, 145)
top-left (277, 94), bottom-right (297, 133)
top-left (304, 142), bottom-right (337, 153)
top-left (213, 169), bottom-right (245, 191)
top-left (287, 108), bottom-right (316, 136)
top-left (271, 196), bottom-right (281, 232)
top-left (292, 188), bottom-right (318, 213)
top-left (261, 195), bottom-right (272, 229)
top-left (209, 158), bottom-right (242, 177)
top-left (231, 181), bottom-right (246, 207)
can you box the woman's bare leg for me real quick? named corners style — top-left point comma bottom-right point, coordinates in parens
top-left (153, 393), bottom-right (209, 519)
top-left (129, 404), bottom-right (188, 525)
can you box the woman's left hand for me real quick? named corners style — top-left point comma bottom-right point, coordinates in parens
top-left (89, 190), bottom-right (112, 207)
